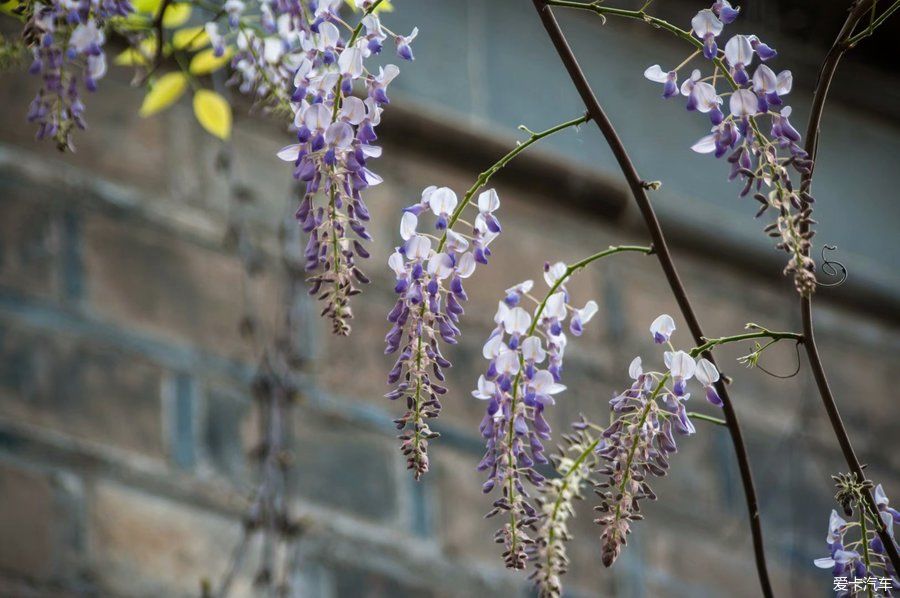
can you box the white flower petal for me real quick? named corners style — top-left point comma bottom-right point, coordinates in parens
top-left (406, 234), bottom-right (432, 260)
top-left (644, 64), bottom-right (669, 83)
top-left (628, 356), bottom-right (643, 380)
top-left (544, 292), bottom-right (567, 321)
top-left (776, 70), bottom-right (793, 96)
top-left (544, 262), bottom-right (568, 287)
top-left (669, 350), bottom-right (696, 379)
top-left (400, 211), bottom-right (418, 240)
top-left (650, 314), bottom-right (677, 341)
top-left (503, 307), bottom-right (532, 336)
top-left (691, 133), bottom-right (717, 154)
top-left (729, 88), bottom-right (758, 117)
top-left (276, 144), bottom-right (302, 162)
top-left (455, 252), bottom-right (476, 278)
top-left (724, 34), bottom-right (753, 67)
top-left (477, 189), bottom-right (500, 213)
top-left (578, 300), bottom-right (599, 324)
top-left (522, 336), bottom-right (546, 363)
top-left (428, 187), bottom-right (458, 216)
top-left (694, 357), bottom-right (720, 386)
top-left (691, 9), bottom-right (723, 38)
top-left (482, 333), bottom-right (504, 359)
top-left (388, 250), bottom-right (406, 277)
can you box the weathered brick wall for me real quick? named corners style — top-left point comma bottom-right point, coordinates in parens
top-left (0, 68), bottom-right (898, 598)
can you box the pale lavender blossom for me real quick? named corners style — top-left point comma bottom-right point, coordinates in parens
top-left (23, 0), bottom-right (129, 150)
top-left (386, 187), bottom-right (501, 479)
top-left (256, 1), bottom-right (416, 333)
top-left (476, 264), bottom-right (601, 569)
top-left (594, 315), bottom-right (726, 566)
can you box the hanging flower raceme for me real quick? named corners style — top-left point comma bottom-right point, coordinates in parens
top-left (641, 1), bottom-right (817, 295)
top-left (594, 315), bottom-right (722, 567)
top-left (385, 186), bottom-right (501, 480)
top-left (528, 416), bottom-right (600, 598)
top-left (22, 0), bottom-right (128, 150)
top-left (814, 484), bottom-right (899, 596)
top-left (256, 0), bottom-right (416, 334)
top-left (475, 260), bottom-right (600, 570)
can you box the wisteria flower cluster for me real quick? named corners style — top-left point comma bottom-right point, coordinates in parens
top-left (644, 1), bottom-right (818, 294)
top-left (384, 186), bottom-right (501, 479)
top-left (22, 0), bottom-right (128, 150)
top-left (528, 415), bottom-right (599, 598)
top-left (261, 0), bottom-right (416, 334)
top-left (594, 314), bottom-right (721, 567)
top-left (475, 261), bottom-right (599, 569)
top-left (815, 481), bottom-right (900, 596)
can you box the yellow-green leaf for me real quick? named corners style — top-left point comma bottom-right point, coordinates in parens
top-left (346, 0), bottom-right (393, 12)
top-left (162, 3), bottom-right (191, 27)
top-left (115, 38), bottom-right (159, 66)
top-left (139, 72), bottom-right (188, 116)
top-left (172, 26), bottom-right (210, 51)
top-left (193, 90), bottom-right (232, 140)
top-left (132, 0), bottom-right (161, 14)
top-left (188, 47), bottom-right (233, 76)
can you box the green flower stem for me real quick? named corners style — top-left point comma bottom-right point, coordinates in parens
top-left (848, 0), bottom-right (900, 45)
top-left (408, 114), bottom-right (588, 476)
top-left (331, 0), bottom-right (386, 118)
top-left (687, 411), bottom-right (727, 426)
top-left (608, 374), bottom-right (669, 542)
top-left (860, 506), bottom-right (875, 598)
top-left (545, 1), bottom-right (778, 183)
top-left (504, 244), bottom-right (651, 560)
top-left (437, 114), bottom-right (589, 252)
top-left (689, 326), bottom-right (803, 358)
top-left (544, 435), bottom-right (600, 573)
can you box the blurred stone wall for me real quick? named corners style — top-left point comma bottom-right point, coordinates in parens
top-left (0, 27), bottom-right (899, 598)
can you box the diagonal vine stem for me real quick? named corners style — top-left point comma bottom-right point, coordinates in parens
top-left (530, 1), bottom-right (774, 595)
top-left (799, 0), bottom-right (900, 573)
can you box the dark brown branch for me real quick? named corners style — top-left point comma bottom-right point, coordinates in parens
top-left (799, 0), bottom-right (900, 573)
top-left (530, 2), bottom-right (774, 595)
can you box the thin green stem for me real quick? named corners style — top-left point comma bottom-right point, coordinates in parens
top-left (503, 244), bottom-right (651, 558)
top-left (848, 0), bottom-right (900, 45)
top-left (689, 325), bottom-right (803, 358)
top-left (407, 114), bottom-right (588, 478)
top-left (687, 411), bottom-right (728, 426)
top-left (437, 114), bottom-right (589, 252)
top-left (860, 505), bottom-right (875, 598)
top-left (544, 436), bottom-right (599, 571)
top-left (331, 0), bottom-right (385, 118)
top-left (609, 375), bottom-right (668, 540)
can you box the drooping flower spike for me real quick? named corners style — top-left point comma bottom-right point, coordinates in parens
top-left (383, 114), bottom-right (589, 481)
top-left (639, 2), bottom-right (817, 295)
top-left (22, 0), bottom-right (130, 150)
top-left (476, 261), bottom-right (603, 570)
top-left (259, 1), bottom-right (417, 334)
top-left (385, 187), bottom-right (501, 479)
top-left (471, 245), bottom-right (651, 570)
top-left (593, 314), bottom-right (725, 567)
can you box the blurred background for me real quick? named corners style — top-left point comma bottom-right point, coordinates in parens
top-left (0, 0), bottom-right (898, 596)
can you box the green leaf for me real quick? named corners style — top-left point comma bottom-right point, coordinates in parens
top-left (132, 0), bottom-right (161, 14)
top-left (114, 38), bottom-right (158, 66)
top-left (162, 3), bottom-right (191, 27)
top-left (346, 0), bottom-right (393, 12)
top-left (139, 72), bottom-right (188, 116)
top-left (172, 26), bottom-right (210, 51)
top-left (188, 47), bottom-right (233, 76)
top-left (193, 89), bottom-right (232, 140)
